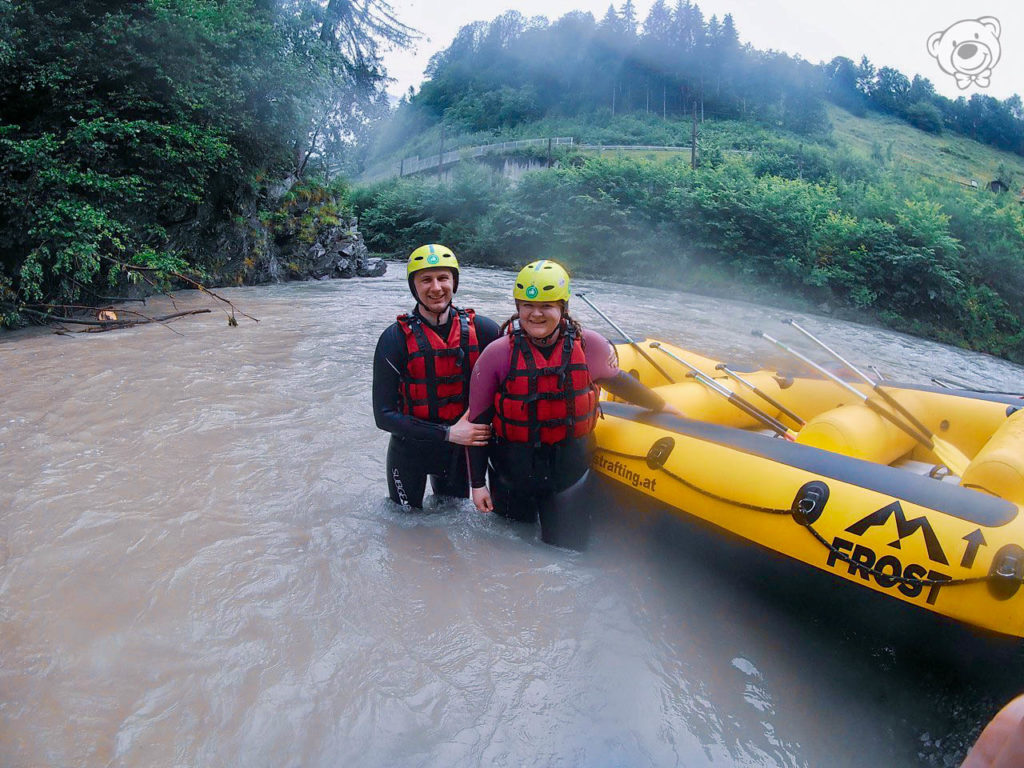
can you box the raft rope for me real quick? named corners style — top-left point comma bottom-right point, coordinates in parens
top-left (595, 446), bottom-right (1017, 590)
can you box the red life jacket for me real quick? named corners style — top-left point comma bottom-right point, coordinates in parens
top-left (397, 308), bottom-right (480, 424)
top-left (492, 324), bottom-right (600, 445)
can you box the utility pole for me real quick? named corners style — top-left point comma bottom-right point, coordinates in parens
top-left (691, 102), bottom-right (698, 170)
top-left (438, 123), bottom-right (445, 177)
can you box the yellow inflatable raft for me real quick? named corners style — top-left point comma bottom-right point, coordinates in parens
top-left (594, 339), bottom-right (1024, 638)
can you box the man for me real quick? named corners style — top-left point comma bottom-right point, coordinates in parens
top-left (372, 244), bottom-right (501, 509)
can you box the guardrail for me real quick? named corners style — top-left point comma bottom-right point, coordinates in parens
top-left (577, 144), bottom-right (755, 157)
top-left (349, 138), bottom-right (751, 183)
top-left (577, 144), bottom-right (692, 152)
top-left (355, 137), bottom-right (575, 184)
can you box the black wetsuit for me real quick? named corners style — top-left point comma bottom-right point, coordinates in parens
top-left (372, 306), bottom-right (501, 509)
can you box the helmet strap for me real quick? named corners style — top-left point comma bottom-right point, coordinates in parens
top-left (530, 317), bottom-right (565, 348)
top-left (417, 300), bottom-right (452, 327)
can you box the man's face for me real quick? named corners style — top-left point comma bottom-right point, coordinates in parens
top-left (413, 268), bottom-right (454, 314)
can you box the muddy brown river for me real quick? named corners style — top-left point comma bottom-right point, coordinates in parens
top-left (2, 266), bottom-right (1023, 767)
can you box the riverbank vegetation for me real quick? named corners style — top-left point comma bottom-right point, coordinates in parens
top-left (0, 0), bottom-right (407, 326)
top-left (352, 117), bottom-right (1024, 361)
top-left (3, 0), bottom-right (1024, 361)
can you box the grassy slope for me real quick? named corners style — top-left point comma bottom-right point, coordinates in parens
top-left (826, 104), bottom-right (1024, 192)
top-left (549, 105), bottom-right (1024, 189)
top-left (369, 103), bottom-right (1024, 192)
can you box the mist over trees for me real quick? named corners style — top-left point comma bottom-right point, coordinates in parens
top-left (352, 136), bottom-right (1024, 361)
top-left (413, 3), bottom-right (830, 135)
top-left (375, 3), bottom-right (1023, 160)
top-left (353, 3), bottom-right (1024, 361)
top-left (0, 0), bottom-right (410, 321)
top-left (4, 0), bottom-right (1024, 360)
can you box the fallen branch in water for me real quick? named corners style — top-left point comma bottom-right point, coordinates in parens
top-left (19, 307), bottom-right (212, 331)
top-left (7, 257), bottom-right (259, 333)
top-left (79, 309), bottom-right (212, 332)
top-left (99, 255), bottom-right (259, 326)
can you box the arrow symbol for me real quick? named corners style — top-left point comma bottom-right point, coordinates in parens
top-left (961, 529), bottom-right (987, 568)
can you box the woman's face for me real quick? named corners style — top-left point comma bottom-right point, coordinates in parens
top-left (516, 300), bottom-right (563, 340)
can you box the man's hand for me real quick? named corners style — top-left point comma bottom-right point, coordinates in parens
top-left (472, 486), bottom-right (493, 513)
top-left (447, 413), bottom-right (491, 446)
top-left (660, 403), bottom-right (685, 418)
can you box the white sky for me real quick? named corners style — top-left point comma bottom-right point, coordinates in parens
top-left (382, 0), bottom-right (1023, 102)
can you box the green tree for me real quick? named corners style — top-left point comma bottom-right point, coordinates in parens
top-left (0, 0), bottom-right (412, 320)
top-left (904, 100), bottom-right (943, 134)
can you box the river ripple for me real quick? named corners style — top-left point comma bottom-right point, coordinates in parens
top-left (2, 267), bottom-right (1022, 767)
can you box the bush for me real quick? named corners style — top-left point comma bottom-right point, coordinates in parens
top-left (904, 100), bottom-right (944, 135)
top-left (354, 149), bottom-right (1024, 361)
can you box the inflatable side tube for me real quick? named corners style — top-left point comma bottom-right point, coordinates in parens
top-left (796, 403), bottom-right (917, 465)
top-left (885, 382), bottom-right (1024, 407)
top-left (600, 401), bottom-right (1018, 528)
top-left (962, 411), bottom-right (1024, 506)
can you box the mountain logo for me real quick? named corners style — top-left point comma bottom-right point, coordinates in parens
top-left (927, 17), bottom-right (1002, 90)
top-left (845, 501), bottom-right (949, 565)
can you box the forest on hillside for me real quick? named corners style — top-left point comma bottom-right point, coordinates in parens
top-left (374, 3), bottom-right (1024, 161)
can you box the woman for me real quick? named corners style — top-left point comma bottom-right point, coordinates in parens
top-left (465, 260), bottom-right (680, 549)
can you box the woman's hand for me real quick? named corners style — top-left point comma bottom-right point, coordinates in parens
top-left (472, 486), bottom-right (493, 513)
top-left (447, 413), bottom-right (491, 446)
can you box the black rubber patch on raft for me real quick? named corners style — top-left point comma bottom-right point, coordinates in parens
top-left (792, 481), bottom-right (830, 526)
top-left (989, 544), bottom-right (1024, 600)
top-left (646, 437), bottom-right (675, 470)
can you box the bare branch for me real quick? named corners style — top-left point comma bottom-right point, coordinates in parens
top-left (21, 307), bottom-right (211, 327)
top-left (78, 309), bottom-right (212, 332)
top-left (99, 255), bottom-right (259, 325)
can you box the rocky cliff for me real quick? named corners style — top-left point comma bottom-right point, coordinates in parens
top-left (170, 181), bottom-right (386, 290)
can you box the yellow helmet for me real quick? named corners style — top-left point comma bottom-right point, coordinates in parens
top-left (407, 244), bottom-right (459, 295)
top-left (513, 260), bottom-right (570, 303)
